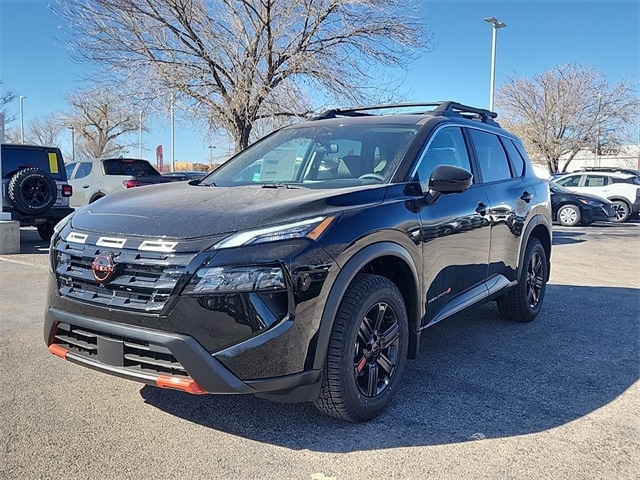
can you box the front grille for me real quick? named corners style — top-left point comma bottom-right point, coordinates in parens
top-left (53, 322), bottom-right (189, 377)
top-left (55, 238), bottom-right (197, 312)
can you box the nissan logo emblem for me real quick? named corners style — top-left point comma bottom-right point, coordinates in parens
top-left (91, 252), bottom-right (117, 283)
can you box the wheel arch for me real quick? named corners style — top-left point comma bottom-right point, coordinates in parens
top-left (519, 215), bottom-right (552, 282)
top-left (89, 192), bottom-right (106, 203)
top-left (313, 242), bottom-right (421, 371)
top-left (607, 196), bottom-right (631, 207)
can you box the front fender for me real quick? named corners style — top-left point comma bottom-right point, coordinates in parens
top-left (312, 241), bottom-right (420, 370)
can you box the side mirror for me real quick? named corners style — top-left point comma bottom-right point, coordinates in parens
top-left (428, 165), bottom-right (473, 194)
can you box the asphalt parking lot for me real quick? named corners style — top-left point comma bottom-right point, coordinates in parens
top-left (1, 222), bottom-right (638, 480)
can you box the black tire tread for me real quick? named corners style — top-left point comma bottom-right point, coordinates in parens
top-left (7, 167), bottom-right (57, 215)
top-left (497, 237), bottom-right (547, 323)
top-left (315, 273), bottom-right (407, 422)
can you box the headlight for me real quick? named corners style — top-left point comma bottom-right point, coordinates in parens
top-left (184, 265), bottom-right (286, 294)
top-left (578, 199), bottom-right (603, 207)
top-left (214, 216), bottom-right (334, 249)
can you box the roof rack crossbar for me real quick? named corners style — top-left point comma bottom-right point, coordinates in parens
top-left (311, 101), bottom-right (499, 124)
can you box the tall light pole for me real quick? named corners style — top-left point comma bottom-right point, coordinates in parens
top-left (19, 96), bottom-right (26, 144)
top-left (484, 17), bottom-right (506, 112)
top-left (139, 111), bottom-right (143, 159)
top-left (170, 98), bottom-right (175, 172)
top-left (68, 126), bottom-right (75, 162)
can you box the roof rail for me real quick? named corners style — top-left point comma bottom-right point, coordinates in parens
top-left (311, 101), bottom-right (499, 125)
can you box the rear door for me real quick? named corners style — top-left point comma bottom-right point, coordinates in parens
top-left (466, 128), bottom-right (534, 284)
top-left (67, 161), bottom-right (96, 208)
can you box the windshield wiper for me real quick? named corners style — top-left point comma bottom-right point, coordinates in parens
top-left (261, 183), bottom-right (304, 189)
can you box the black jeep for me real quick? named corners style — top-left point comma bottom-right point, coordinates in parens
top-left (2, 143), bottom-right (74, 240)
top-left (44, 102), bottom-right (552, 421)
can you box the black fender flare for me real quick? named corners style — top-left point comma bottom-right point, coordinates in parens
top-left (517, 213), bottom-right (552, 282)
top-left (312, 241), bottom-right (420, 370)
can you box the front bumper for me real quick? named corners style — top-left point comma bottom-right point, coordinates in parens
top-left (45, 307), bottom-right (322, 401)
top-left (582, 203), bottom-right (615, 222)
top-left (9, 206), bottom-right (74, 226)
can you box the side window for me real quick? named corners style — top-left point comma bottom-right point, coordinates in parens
top-left (469, 129), bottom-right (512, 183)
top-left (415, 127), bottom-right (472, 185)
top-left (75, 162), bottom-right (93, 180)
top-left (65, 163), bottom-right (77, 179)
top-left (501, 138), bottom-right (525, 177)
top-left (556, 175), bottom-right (581, 187)
top-left (584, 175), bottom-right (608, 187)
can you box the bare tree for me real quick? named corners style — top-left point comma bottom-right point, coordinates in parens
top-left (1, 80), bottom-right (16, 124)
top-left (27, 115), bottom-right (67, 147)
top-left (5, 115), bottom-right (65, 147)
top-left (53, 0), bottom-right (428, 150)
top-left (496, 63), bottom-right (640, 174)
top-left (66, 87), bottom-right (142, 159)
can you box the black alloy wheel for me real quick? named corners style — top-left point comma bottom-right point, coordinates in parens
top-left (315, 273), bottom-right (408, 422)
top-left (611, 200), bottom-right (630, 223)
top-left (525, 248), bottom-right (545, 310)
top-left (8, 168), bottom-right (57, 215)
top-left (353, 300), bottom-right (402, 398)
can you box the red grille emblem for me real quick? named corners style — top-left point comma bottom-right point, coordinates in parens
top-left (92, 252), bottom-right (116, 283)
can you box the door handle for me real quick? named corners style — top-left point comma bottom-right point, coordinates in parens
top-left (82, 185), bottom-right (90, 188)
top-left (475, 202), bottom-right (488, 215)
top-left (520, 191), bottom-right (533, 203)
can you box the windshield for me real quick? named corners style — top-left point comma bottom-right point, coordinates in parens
top-left (549, 181), bottom-right (572, 193)
top-left (203, 123), bottom-right (418, 188)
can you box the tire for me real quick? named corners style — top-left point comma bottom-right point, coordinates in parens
top-left (611, 200), bottom-right (630, 223)
top-left (315, 273), bottom-right (408, 422)
top-left (37, 222), bottom-right (55, 242)
top-left (557, 204), bottom-right (581, 226)
top-left (497, 237), bottom-right (547, 323)
top-left (8, 168), bottom-right (57, 215)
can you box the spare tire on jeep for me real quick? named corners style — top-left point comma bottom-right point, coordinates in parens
top-left (8, 167), bottom-right (57, 215)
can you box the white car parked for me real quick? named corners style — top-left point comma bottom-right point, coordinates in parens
top-left (554, 171), bottom-right (640, 222)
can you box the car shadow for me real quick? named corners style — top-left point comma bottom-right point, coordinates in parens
top-left (140, 284), bottom-right (639, 452)
top-left (18, 227), bottom-right (51, 255)
top-left (552, 230), bottom-right (586, 245)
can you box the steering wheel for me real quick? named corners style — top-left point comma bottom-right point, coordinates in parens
top-left (358, 173), bottom-right (385, 182)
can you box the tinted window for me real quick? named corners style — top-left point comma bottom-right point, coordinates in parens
top-left (1, 145), bottom-right (65, 180)
top-left (612, 176), bottom-right (640, 185)
top-left (103, 159), bottom-right (159, 176)
top-left (65, 163), bottom-right (76, 179)
top-left (75, 162), bottom-right (93, 179)
top-left (415, 127), bottom-right (472, 185)
top-left (469, 129), bottom-right (512, 183)
top-left (501, 138), bottom-right (525, 177)
top-left (556, 175), bottom-right (581, 187)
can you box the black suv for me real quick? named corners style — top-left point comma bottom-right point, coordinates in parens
top-left (1, 143), bottom-right (74, 240)
top-left (45, 102), bottom-right (552, 421)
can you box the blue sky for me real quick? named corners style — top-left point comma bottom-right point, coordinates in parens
top-left (1, 0), bottom-right (638, 168)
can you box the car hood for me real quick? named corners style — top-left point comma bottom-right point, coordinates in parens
top-left (70, 181), bottom-right (387, 238)
top-left (553, 190), bottom-right (612, 205)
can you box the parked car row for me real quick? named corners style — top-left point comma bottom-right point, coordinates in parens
top-left (550, 168), bottom-right (640, 223)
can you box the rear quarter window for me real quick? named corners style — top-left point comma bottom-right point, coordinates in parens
top-left (102, 159), bottom-right (159, 176)
top-left (1, 145), bottom-right (66, 180)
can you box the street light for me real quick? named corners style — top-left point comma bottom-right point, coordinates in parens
top-left (19, 96), bottom-right (26, 144)
top-left (68, 126), bottom-right (75, 162)
top-left (139, 111), bottom-right (143, 159)
top-left (484, 16), bottom-right (506, 112)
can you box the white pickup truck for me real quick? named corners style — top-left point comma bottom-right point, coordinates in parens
top-left (65, 158), bottom-right (186, 208)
